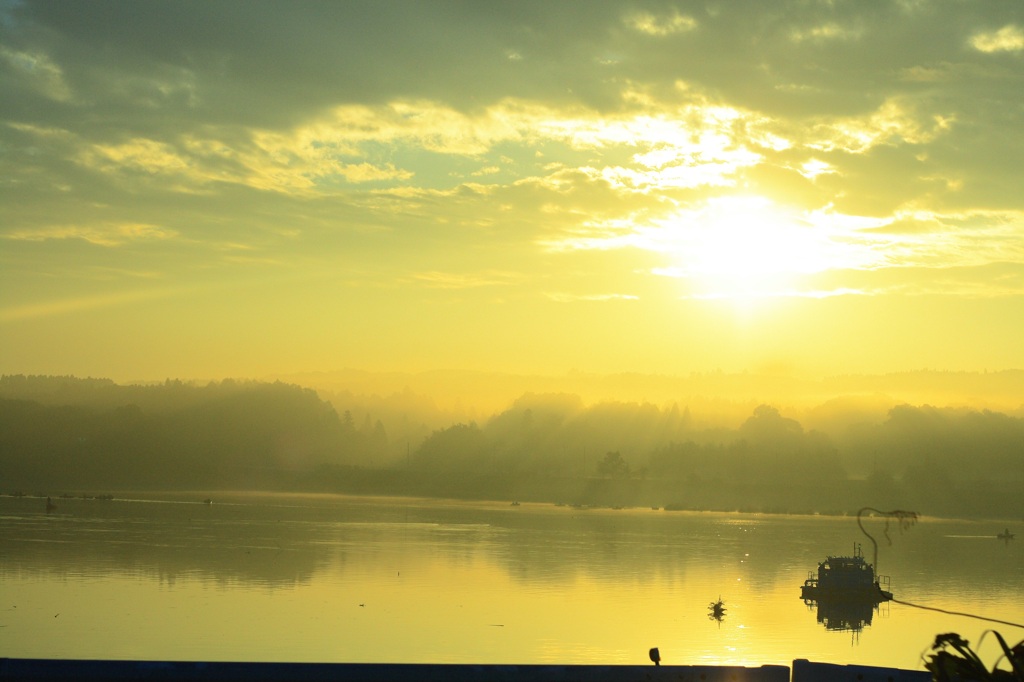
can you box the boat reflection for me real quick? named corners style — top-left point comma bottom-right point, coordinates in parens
top-left (800, 543), bottom-right (890, 638)
top-left (804, 595), bottom-right (886, 635)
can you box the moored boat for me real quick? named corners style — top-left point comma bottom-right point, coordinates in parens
top-left (801, 543), bottom-right (891, 603)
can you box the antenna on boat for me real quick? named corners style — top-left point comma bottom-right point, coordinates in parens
top-left (856, 507), bottom-right (918, 572)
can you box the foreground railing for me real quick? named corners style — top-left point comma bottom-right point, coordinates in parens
top-left (0, 658), bottom-right (931, 681)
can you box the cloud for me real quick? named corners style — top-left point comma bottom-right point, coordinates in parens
top-left (625, 10), bottom-right (697, 36)
top-left (538, 217), bottom-right (654, 254)
top-left (4, 222), bottom-right (178, 247)
top-left (4, 2), bottom-right (1024, 310)
top-left (684, 287), bottom-right (867, 301)
top-left (809, 262), bottom-right (1024, 298)
top-left (804, 98), bottom-right (954, 153)
top-left (7, 121), bottom-right (75, 142)
top-left (545, 292), bottom-right (639, 302)
top-left (970, 25), bottom-right (1024, 53)
top-left (83, 138), bottom-right (191, 175)
top-left (796, 158), bottom-right (836, 180)
top-left (11, 84), bottom-right (782, 200)
top-left (789, 22), bottom-right (863, 43)
top-left (24, 120), bottom-right (416, 196)
top-left (0, 45), bottom-right (72, 101)
top-left (878, 208), bottom-right (1024, 269)
top-left (411, 271), bottom-right (520, 290)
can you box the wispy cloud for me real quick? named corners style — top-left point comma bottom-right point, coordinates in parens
top-left (4, 222), bottom-right (178, 247)
top-left (411, 271), bottom-right (520, 289)
top-left (545, 292), bottom-right (639, 303)
top-left (0, 287), bottom-right (184, 322)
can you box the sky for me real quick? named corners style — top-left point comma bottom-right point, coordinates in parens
top-left (2, 0), bottom-right (1024, 384)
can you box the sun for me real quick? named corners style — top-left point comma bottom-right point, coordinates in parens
top-left (656, 196), bottom-right (844, 299)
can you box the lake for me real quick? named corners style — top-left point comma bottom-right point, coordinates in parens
top-left (2, 492), bottom-right (1021, 672)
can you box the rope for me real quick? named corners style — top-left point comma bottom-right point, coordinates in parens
top-left (891, 597), bottom-right (1024, 630)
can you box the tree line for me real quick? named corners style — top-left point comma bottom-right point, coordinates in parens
top-left (1, 375), bottom-right (1021, 518)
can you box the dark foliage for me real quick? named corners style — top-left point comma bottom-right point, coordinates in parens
top-left (925, 632), bottom-right (1024, 681)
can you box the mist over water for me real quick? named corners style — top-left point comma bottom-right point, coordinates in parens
top-left (3, 493), bottom-right (1021, 669)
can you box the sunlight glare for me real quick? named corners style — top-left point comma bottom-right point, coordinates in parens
top-left (657, 196), bottom-right (848, 299)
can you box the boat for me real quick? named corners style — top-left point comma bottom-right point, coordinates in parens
top-left (997, 528), bottom-right (1015, 541)
top-left (801, 543), bottom-right (891, 603)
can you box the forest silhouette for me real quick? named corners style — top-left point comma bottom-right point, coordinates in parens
top-left (1, 374), bottom-right (1021, 519)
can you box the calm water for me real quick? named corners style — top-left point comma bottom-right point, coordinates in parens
top-left (2, 492), bottom-right (1022, 671)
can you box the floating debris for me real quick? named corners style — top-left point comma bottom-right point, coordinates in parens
top-left (708, 597), bottom-right (726, 623)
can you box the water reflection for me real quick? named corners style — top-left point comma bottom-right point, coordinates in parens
top-left (1, 492), bottom-right (1021, 668)
top-left (4, 493), bottom-right (1021, 597)
top-left (806, 597), bottom-right (882, 634)
top-left (2, 496), bottom-right (333, 586)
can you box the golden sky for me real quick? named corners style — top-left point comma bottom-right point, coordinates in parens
top-left (2, 1), bottom-right (1023, 382)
